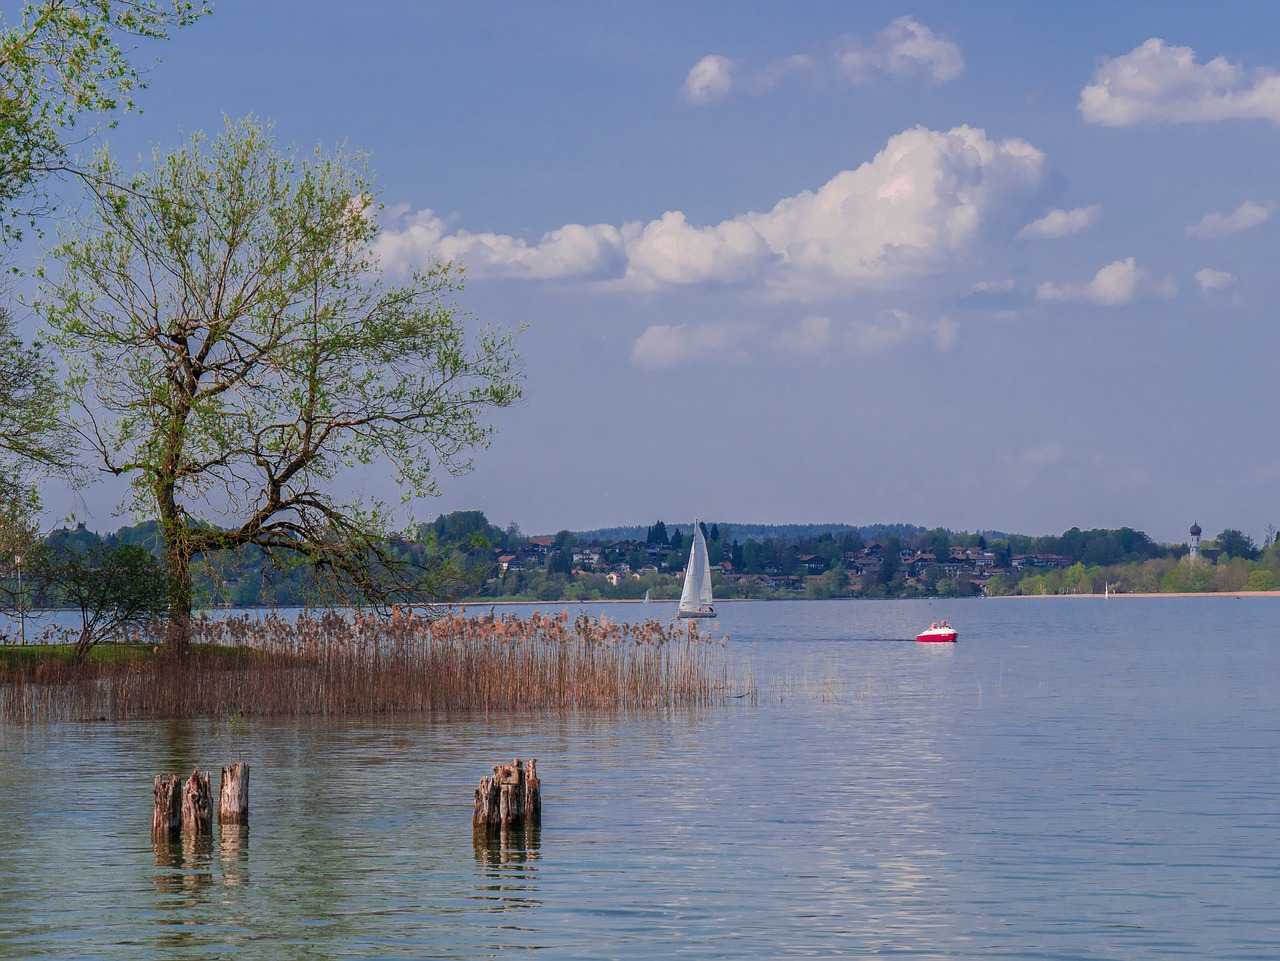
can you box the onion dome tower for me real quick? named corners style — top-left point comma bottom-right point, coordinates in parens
top-left (1189, 521), bottom-right (1202, 562)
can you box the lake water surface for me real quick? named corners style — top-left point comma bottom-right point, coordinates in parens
top-left (2, 597), bottom-right (1278, 959)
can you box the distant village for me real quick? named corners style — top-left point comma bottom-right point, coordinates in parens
top-left (24, 515), bottom-right (1279, 609)
top-left (471, 517), bottom-right (1279, 601)
top-left (495, 533), bottom-right (1068, 597)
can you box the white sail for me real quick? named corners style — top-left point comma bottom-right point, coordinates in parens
top-left (678, 521), bottom-right (714, 614)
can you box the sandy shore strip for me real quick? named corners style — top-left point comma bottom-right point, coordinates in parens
top-left (989, 590), bottom-right (1280, 599)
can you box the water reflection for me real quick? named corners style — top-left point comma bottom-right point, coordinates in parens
top-left (219, 824), bottom-right (249, 887)
top-left (473, 824), bottom-right (542, 912)
top-left (152, 831), bottom-right (213, 900)
top-left (4, 599), bottom-right (1280, 959)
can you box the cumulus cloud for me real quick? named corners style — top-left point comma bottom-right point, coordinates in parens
top-left (620, 211), bottom-right (773, 288)
top-left (682, 53), bottom-right (815, 103)
top-left (739, 125), bottom-right (1045, 297)
top-left (377, 124), bottom-right (1048, 303)
top-left (630, 322), bottom-right (746, 369)
top-left (1036, 257), bottom-right (1173, 305)
top-left (1016, 205), bottom-right (1101, 240)
top-left (681, 16), bottom-right (959, 103)
top-left (1186, 200), bottom-right (1273, 238)
top-left (1194, 267), bottom-right (1233, 292)
top-left (837, 16), bottom-right (964, 84)
top-left (1080, 38), bottom-right (1280, 126)
top-left (757, 54), bottom-right (817, 92)
top-left (681, 55), bottom-right (736, 104)
top-left (373, 210), bottom-right (625, 280)
top-left (973, 279), bottom-right (1014, 293)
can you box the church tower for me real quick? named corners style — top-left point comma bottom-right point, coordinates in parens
top-left (1189, 521), bottom-right (1202, 562)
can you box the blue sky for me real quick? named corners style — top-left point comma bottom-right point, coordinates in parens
top-left (30, 2), bottom-right (1280, 543)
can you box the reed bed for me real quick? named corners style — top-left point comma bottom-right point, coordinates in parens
top-left (0, 609), bottom-right (733, 723)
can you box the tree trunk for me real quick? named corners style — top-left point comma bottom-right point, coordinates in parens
top-left (218, 762), bottom-right (249, 826)
top-left (163, 529), bottom-right (193, 656)
top-left (152, 774), bottom-right (181, 840)
top-left (181, 767), bottom-right (212, 835)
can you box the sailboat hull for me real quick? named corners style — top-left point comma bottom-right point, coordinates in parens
top-left (677, 609), bottom-right (716, 619)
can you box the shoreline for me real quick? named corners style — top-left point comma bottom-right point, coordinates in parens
top-left (457, 592), bottom-right (1280, 605)
top-left (988, 590), bottom-right (1280, 599)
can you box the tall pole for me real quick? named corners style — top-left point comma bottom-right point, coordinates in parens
top-left (15, 554), bottom-right (23, 645)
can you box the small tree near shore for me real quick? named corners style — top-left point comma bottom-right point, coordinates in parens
top-left (42, 540), bottom-right (168, 659)
top-left (39, 117), bottom-right (522, 654)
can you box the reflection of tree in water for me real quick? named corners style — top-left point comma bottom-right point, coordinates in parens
top-left (473, 825), bottom-right (542, 911)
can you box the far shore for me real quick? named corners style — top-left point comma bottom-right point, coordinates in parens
top-left (456, 592), bottom-right (1280, 605)
top-left (987, 590), bottom-right (1280, 599)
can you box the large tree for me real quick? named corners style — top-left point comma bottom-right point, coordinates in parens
top-left (38, 117), bottom-right (522, 652)
top-left (1, 0), bottom-right (207, 246)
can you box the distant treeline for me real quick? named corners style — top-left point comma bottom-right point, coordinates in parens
top-left (14, 514), bottom-right (1278, 609)
top-left (572, 521), bottom-right (950, 546)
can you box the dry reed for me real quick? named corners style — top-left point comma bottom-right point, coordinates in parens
top-left (0, 609), bottom-right (732, 723)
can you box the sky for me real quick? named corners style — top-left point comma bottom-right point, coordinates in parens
top-left (22, 1), bottom-right (1280, 543)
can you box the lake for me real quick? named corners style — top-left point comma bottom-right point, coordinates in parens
top-left (2, 596), bottom-right (1278, 959)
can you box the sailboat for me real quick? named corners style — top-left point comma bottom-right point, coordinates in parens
top-left (677, 521), bottom-right (715, 618)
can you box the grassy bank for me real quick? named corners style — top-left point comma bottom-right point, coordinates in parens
top-left (0, 609), bottom-right (731, 723)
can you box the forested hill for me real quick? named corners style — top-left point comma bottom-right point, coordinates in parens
top-left (565, 522), bottom-right (937, 543)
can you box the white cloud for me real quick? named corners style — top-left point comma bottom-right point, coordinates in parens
top-left (620, 211), bottom-right (773, 288)
top-left (682, 17), bottom-right (959, 104)
top-left (742, 125), bottom-right (1045, 297)
top-left (1036, 257), bottom-right (1173, 306)
top-left (757, 54), bottom-right (816, 93)
top-left (682, 55), bottom-right (736, 104)
top-left (1080, 38), bottom-right (1280, 126)
top-left (373, 210), bottom-right (624, 279)
top-left (378, 125), bottom-right (1047, 302)
top-left (1186, 200), bottom-right (1273, 238)
top-left (1194, 267), bottom-right (1234, 292)
top-left (1016, 205), bottom-right (1101, 240)
top-left (837, 16), bottom-right (964, 84)
top-left (973, 279), bottom-right (1014, 293)
top-left (630, 322), bottom-right (745, 369)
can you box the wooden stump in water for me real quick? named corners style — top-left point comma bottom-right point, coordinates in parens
top-left (473, 758), bottom-right (541, 836)
top-left (152, 774), bottom-right (181, 840)
top-left (219, 762), bottom-right (250, 826)
top-left (181, 767), bottom-right (212, 835)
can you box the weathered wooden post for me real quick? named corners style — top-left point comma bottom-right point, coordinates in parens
top-left (152, 774), bottom-right (182, 840)
top-left (219, 762), bottom-right (250, 826)
top-left (473, 758), bottom-right (541, 836)
top-left (181, 767), bottom-right (212, 835)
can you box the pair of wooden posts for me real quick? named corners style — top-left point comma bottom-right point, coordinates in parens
top-left (153, 758), bottom-right (533, 838)
top-left (472, 757), bottom-right (540, 836)
top-left (152, 762), bottom-right (249, 839)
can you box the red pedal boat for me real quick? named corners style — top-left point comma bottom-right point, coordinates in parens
top-left (917, 621), bottom-right (957, 643)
